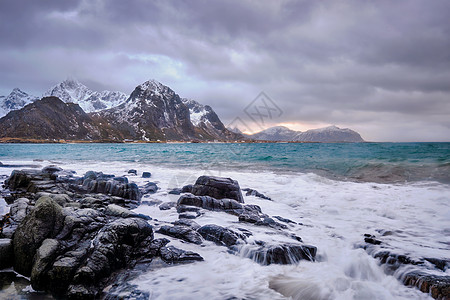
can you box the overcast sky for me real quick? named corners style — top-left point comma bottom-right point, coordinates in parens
top-left (1, 0), bottom-right (449, 141)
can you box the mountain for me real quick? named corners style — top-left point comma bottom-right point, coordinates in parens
top-left (246, 126), bottom-right (298, 141)
top-left (293, 125), bottom-right (364, 142)
top-left (43, 78), bottom-right (128, 113)
top-left (0, 88), bottom-right (39, 117)
top-left (93, 80), bottom-right (242, 141)
top-left (182, 98), bottom-right (241, 140)
top-left (246, 125), bottom-right (364, 142)
top-left (0, 97), bottom-right (122, 141)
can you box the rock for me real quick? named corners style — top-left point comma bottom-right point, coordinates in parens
top-left (160, 246), bottom-right (204, 264)
top-left (172, 219), bottom-right (201, 231)
top-left (42, 166), bottom-right (63, 174)
top-left (255, 217), bottom-right (288, 230)
top-left (178, 212), bottom-right (200, 219)
top-left (105, 204), bottom-right (151, 220)
top-left (402, 271), bottom-right (450, 299)
top-left (141, 199), bottom-right (163, 206)
top-left (197, 224), bottom-right (245, 247)
top-left (191, 176), bottom-right (244, 203)
top-left (159, 202), bottom-right (177, 211)
top-left (13, 196), bottom-right (64, 276)
top-left (140, 182), bottom-right (158, 194)
top-left (238, 213), bottom-right (260, 224)
top-left (31, 239), bottom-right (60, 291)
top-left (49, 194), bottom-right (72, 207)
top-left (142, 172), bottom-right (151, 178)
top-left (243, 243), bottom-right (317, 265)
top-left (113, 176), bottom-right (128, 183)
top-left (0, 238), bottom-right (13, 269)
top-left (157, 225), bottom-right (203, 245)
top-left (128, 169), bottom-right (137, 175)
top-left (177, 193), bottom-right (243, 213)
top-left (168, 188), bottom-right (182, 195)
top-left (242, 188), bottom-right (272, 200)
top-left (273, 216), bottom-right (296, 224)
top-left (181, 184), bottom-right (193, 193)
top-left (9, 198), bottom-right (30, 223)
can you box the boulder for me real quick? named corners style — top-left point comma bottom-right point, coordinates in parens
top-left (31, 239), bottom-right (60, 291)
top-left (243, 243), bottom-right (317, 265)
top-left (402, 271), bottom-right (450, 299)
top-left (172, 219), bottom-right (201, 231)
top-left (242, 188), bottom-right (272, 200)
top-left (142, 172), bottom-right (151, 178)
top-left (13, 196), bottom-right (64, 276)
top-left (191, 176), bottom-right (244, 203)
top-left (197, 224), bottom-right (245, 247)
top-left (42, 166), bottom-right (63, 174)
top-left (128, 169), bottom-right (137, 175)
top-left (0, 238), bottom-right (13, 269)
top-left (9, 198), bottom-right (30, 223)
top-left (157, 225), bottom-right (203, 245)
top-left (159, 202), bottom-right (177, 211)
top-left (160, 246), bottom-right (204, 264)
top-left (140, 182), bottom-right (158, 194)
top-left (105, 204), bottom-right (151, 220)
top-left (181, 184), bottom-right (193, 193)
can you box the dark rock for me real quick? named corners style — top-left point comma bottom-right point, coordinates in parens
top-left (9, 197), bottom-right (30, 223)
top-left (273, 216), bottom-right (296, 224)
top-left (168, 188), bottom-right (182, 195)
top-left (191, 176), bottom-right (244, 203)
top-left (365, 237), bottom-right (382, 245)
top-left (160, 246), bottom-right (204, 264)
top-left (242, 188), bottom-right (272, 200)
top-left (159, 202), bottom-right (177, 211)
top-left (13, 196), bottom-right (65, 276)
top-left (173, 219), bottom-right (201, 231)
top-left (42, 166), bottom-right (63, 174)
top-left (105, 204), bottom-right (151, 220)
top-left (177, 205), bottom-right (201, 214)
top-left (197, 224), bottom-right (245, 247)
top-left (0, 238), bottom-right (13, 269)
top-left (177, 193), bottom-right (244, 213)
top-left (181, 184), bottom-right (193, 193)
top-left (424, 258), bottom-right (449, 272)
top-left (157, 225), bottom-right (203, 244)
top-left (128, 169), bottom-right (137, 175)
top-left (112, 176), bottom-right (128, 183)
top-left (141, 199), bottom-right (163, 206)
top-left (31, 239), bottom-right (60, 291)
top-left (243, 243), bottom-right (317, 265)
top-left (140, 182), bottom-right (158, 194)
top-left (402, 271), bottom-right (450, 299)
top-left (142, 172), bottom-right (151, 178)
top-left (178, 212), bottom-right (200, 219)
top-left (238, 213), bottom-right (260, 224)
top-left (255, 217), bottom-right (288, 230)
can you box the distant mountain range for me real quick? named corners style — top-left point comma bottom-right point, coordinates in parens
top-left (0, 79), bottom-right (241, 142)
top-left (0, 79), bottom-right (364, 142)
top-left (237, 125), bottom-right (365, 142)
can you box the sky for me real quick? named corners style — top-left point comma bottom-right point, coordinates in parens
top-left (0, 0), bottom-right (449, 142)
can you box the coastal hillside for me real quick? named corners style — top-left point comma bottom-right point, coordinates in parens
top-left (246, 125), bottom-right (365, 142)
top-left (0, 97), bottom-right (123, 141)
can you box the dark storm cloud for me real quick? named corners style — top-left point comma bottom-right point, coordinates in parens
top-left (0, 0), bottom-right (449, 141)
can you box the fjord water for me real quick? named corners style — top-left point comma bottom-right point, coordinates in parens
top-left (0, 142), bottom-right (449, 299)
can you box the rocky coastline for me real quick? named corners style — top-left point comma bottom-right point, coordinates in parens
top-left (0, 166), bottom-right (448, 299)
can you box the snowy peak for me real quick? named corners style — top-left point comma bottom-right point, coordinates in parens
top-left (247, 125), bottom-right (364, 142)
top-left (43, 78), bottom-right (128, 113)
top-left (0, 88), bottom-right (38, 117)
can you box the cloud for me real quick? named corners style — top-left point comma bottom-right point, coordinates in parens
top-left (0, 0), bottom-right (449, 141)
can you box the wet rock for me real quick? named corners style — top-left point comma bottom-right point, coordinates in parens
top-left (181, 184), bottom-right (193, 193)
top-left (273, 216), bottom-right (296, 224)
top-left (178, 212), bottom-right (201, 219)
top-left (31, 239), bottom-right (60, 291)
top-left (128, 169), bottom-right (137, 175)
top-left (157, 225), bottom-right (203, 245)
top-left (243, 243), bottom-right (317, 265)
top-left (364, 234), bottom-right (381, 245)
top-left (0, 238), bottom-right (13, 269)
top-left (141, 199), bottom-right (163, 206)
top-left (159, 202), bottom-right (177, 211)
top-left (424, 258), bottom-right (449, 272)
top-left (402, 271), bottom-right (450, 299)
top-left (242, 188), bottom-right (272, 200)
top-left (238, 213), bottom-right (260, 224)
top-left (255, 217), bottom-right (288, 230)
top-left (197, 224), bottom-right (245, 247)
top-left (42, 166), bottom-right (63, 174)
top-left (191, 176), bottom-right (244, 203)
top-left (9, 197), bottom-right (30, 223)
top-left (13, 196), bottom-right (64, 276)
top-left (173, 219), bottom-right (201, 231)
top-left (140, 182), bottom-right (158, 194)
top-left (160, 246), bottom-right (204, 264)
top-left (168, 188), bottom-right (182, 195)
top-left (105, 204), bottom-right (151, 220)
top-left (177, 193), bottom-right (244, 213)
top-left (142, 172), bottom-right (151, 178)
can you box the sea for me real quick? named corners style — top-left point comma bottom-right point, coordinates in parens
top-left (0, 142), bottom-right (449, 299)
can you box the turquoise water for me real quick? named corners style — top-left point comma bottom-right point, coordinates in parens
top-left (0, 142), bottom-right (449, 183)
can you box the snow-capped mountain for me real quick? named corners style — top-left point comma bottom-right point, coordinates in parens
top-left (94, 80), bottom-right (241, 141)
top-left (246, 125), bottom-right (364, 142)
top-left (246, 126), bottom-right (298, 141)
top-left (293, 125), bottom-right (364, 142)
top-left (0, 88), bottom-right (38, 117)
top-left (43, 78), bottom-right (128, 113)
